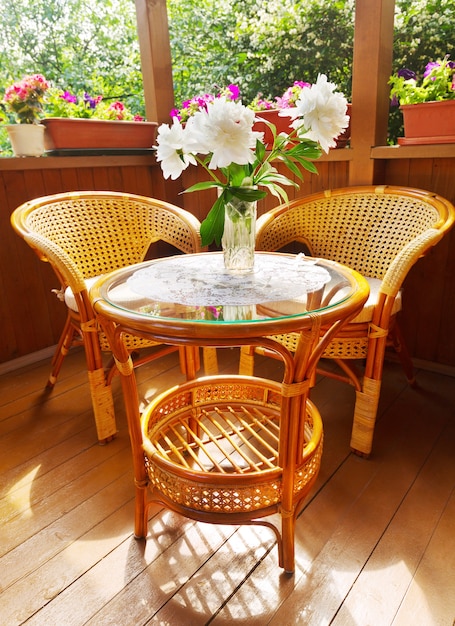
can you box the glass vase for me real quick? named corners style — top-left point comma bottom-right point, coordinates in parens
top-left (221, 195), bottom-right (257, 273)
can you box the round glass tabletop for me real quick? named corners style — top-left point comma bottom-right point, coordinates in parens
top-left (94, 252), bottom-right (359, 325)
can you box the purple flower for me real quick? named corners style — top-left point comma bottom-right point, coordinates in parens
top-left (397, 68), bottom-right (416, 80)
top-left (423, 62), bottom-right (441, 79)
top-left (83, 92), bottom-right (102, 109)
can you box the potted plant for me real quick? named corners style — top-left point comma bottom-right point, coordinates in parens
top-left (2, 74), bottom-right (49, 156)
top-left (42, 88), bottom-right (157, 152)
top-left (155, 74), bottom-right (349, 272)
top-left (389, 55), bottom-right (455, 144)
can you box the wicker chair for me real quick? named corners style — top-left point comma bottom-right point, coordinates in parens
top-left (240, 185), bottom-right (455, 456)
top-left (11, 191), bottom-right (206, 443)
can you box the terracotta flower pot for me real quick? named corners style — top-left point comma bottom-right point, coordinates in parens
top-left (398, 100), bottom-right (455, 145)
top-left (253, 109), bottom-right (294, 148)
top-left (42, 117), bottom-right (158, 151)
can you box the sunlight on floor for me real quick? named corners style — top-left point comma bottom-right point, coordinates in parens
top-left (6, 465), bottom-right (42, 518)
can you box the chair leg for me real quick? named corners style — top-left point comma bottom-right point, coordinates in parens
top-left (87, 367), bottom-right (117, 443)
top-left (350, 376), bottom-right (382, 457)
top-left (203, 347), bottom-right (219, 375)
top-left (82, 326), bottom-right (117, 443)
top-left (47, 313), bottom-right (78, 388)
top-left (239, 345), bottom-right (255, 376)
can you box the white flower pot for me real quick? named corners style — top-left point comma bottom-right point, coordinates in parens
top-left (6, 124), bottom-right (45, 157)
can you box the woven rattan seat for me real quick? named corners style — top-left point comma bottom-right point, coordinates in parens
top-left (10, 191), bottom-right (206, 442)
top-left (240, 185), bottom-right (455, 456)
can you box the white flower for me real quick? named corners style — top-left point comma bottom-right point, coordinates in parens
top-left (154, 80), bottom-right (348, 246)
top-left (154, 118), bottom-right (197, 179)
top-left (189, 97), bottom-right (263, 169)
top-left (281, 74), bottom-right (349, 152)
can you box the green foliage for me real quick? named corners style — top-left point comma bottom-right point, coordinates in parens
top-left (0, 0), bottom-right (454, 153)
top-left (0, 0), bottom-right (145, 153)
top-left (0, 0), bottom-right (144, 111)
top-left (167, 0), bottom-right (355, 113)
top-left (389, 56), bottom-right (455, 105)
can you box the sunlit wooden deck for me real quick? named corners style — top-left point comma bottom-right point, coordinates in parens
top-left (1, 348), bottom-right (454, 625)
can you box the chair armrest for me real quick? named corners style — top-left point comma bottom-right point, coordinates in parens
top-left (25, 232), bottom-right (87, 295)
top-left (380, 228), bottom-right (442, 297)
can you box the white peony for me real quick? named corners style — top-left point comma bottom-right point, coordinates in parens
top-left (154, 118), bottom-right (197, 180)
top-left (188, 97), bottom-right (263, 169)
top-left (281, 74), bottom-right (349, 153)
top-left (154, 80), bottom-right (348, 246)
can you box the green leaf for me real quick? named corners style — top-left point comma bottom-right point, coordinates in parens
top-left (258, 171), bottom-right (297, 188)
top-left (225, 163), bottom-right (251, 186)
top-left (262, 182), bottom-right (289, 204)
top-left (228, 186), bottom-right (267, 201)
top-left (255, 138), bottom-right (266, 162)
top-left (278, 155), bottom-right (305, 180)
top-left (200, 195), bottom-right (226, 247)
top-left (184, 181), bottom-right (220, 193)
top-left (287, 141), bottom-right (322, 159)
top-left (293, 158), bottom-right (320, 174)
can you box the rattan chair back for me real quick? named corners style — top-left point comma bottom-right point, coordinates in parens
top-left (18, 191), bottom-right (201, 282)
top-left (11, 191), bottom-right (203, 442)
top-left (256, 185), bottom-right (450, 284)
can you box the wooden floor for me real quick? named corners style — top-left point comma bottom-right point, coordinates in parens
top-left (1, 347), bottom-right (454, 626)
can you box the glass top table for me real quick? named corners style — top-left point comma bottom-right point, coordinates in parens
top-left (90, 251), bottom-right (369, 574)
top-left (91, 252), bottom-right (368, 342)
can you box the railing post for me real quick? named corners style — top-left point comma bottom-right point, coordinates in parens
top-left (135, 0), bottom-right (174, 124)
top-left (349, 0), bottom-right (396, 185)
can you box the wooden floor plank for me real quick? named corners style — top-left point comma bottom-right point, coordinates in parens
top-left (1, 496), bottom-right (136, 626)
top-left (24, 514), bottom-right (233, 626)
top-left (0, 444), bottom-right (132, 557)
top-left (152, 524), bottom-right (276, 625)
top-left (265, 369), bottom-right (454, 625)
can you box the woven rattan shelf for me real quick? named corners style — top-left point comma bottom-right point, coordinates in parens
top-left (142, 377), bottom-right (322, 523)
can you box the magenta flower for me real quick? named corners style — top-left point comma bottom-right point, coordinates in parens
top-left (275, 81), bottom-right (311, 108)
top-left (61, 91), bottom-right (78, 104)
top-left (424, 62), bottom-right (441, 79)
top-left (171, 85), bottom-right (240, 122)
